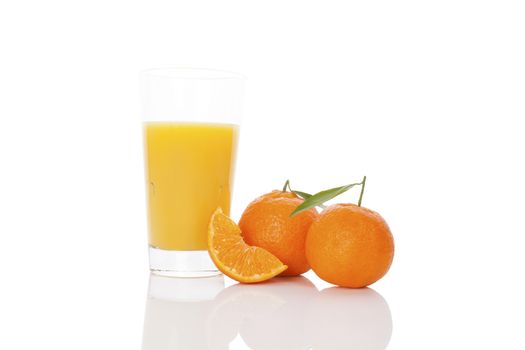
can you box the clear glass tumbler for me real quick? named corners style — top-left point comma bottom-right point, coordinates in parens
top-left (140, 68), bottom-right (244, 277)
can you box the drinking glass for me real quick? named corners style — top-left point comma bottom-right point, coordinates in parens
top-left (140, 68), bottom-right (244, 277)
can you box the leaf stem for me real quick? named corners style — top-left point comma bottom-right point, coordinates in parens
top-left (358, 176), bottom-right (367, 207)
top-left (282, 179), bottom-right (290, 192)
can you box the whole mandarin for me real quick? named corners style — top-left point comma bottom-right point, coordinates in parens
top-left (305, 203), bottom-right (394, 288)
top-left (239, 190), bottom-right (317, 276)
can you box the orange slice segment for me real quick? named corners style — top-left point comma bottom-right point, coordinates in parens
top-left (208, 208), bottom-right (287, 283)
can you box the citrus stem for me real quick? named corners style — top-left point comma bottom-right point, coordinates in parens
top-left (358, 176), bottom-right (367, 207)
top-left (282, 179), bottom-right (290, 192)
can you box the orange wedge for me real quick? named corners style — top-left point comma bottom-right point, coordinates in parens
top-left (208, 208), bottom-right (288, 283)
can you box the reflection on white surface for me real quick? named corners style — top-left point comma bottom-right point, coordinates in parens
top-left (208, 276), bottom-right (317, 350)
top-left (305, 287), bottom-right (392, 349)
top-left (142, 274), bottom-right (392, 350)
top-left (142, 274), bottom-right (226, 350)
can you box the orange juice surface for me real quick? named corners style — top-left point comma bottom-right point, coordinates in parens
top-left (144, 122), bottom-right (238, 250)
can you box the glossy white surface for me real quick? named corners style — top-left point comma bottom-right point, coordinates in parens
top-left (143, 274), bottom-right (392, 350)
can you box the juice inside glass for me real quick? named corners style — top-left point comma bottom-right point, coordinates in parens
top-left (144, 123), bottom-right (238, 250)
top-left (141, 68), bottom-right (244, 277)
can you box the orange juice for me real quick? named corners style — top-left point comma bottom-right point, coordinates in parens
top-left (144, 122), bottom-right (239, 250)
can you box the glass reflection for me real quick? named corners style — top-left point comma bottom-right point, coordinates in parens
top-left (142, 274), bottom-right (392, 350)
top-left (142, 274), bottom-right (226, 350)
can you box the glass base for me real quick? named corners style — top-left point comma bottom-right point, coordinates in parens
top-left (148, 246), bottom-right (220, 277)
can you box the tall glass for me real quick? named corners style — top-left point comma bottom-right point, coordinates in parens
top-left (140, 68), bottom-right (244, 277)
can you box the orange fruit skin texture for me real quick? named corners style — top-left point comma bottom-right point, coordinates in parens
top-left (239, 191), bottom-right (318, 276)
top-left (306, 203), bottom-right (394, 288)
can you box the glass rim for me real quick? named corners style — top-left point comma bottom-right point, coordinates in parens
top-left (140, 67), bottom-right (245, 81)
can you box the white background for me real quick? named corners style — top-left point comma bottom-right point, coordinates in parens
top-left (1, 1), bottom-right (524, 349)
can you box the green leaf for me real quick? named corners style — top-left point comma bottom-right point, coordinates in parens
top-left (284, 180), bottom-right (327, 209)
top-left (290, 182), bottom-right (363, 217)
top-left (292, 190), bottom-right (327, 209)
top-left (292, 190), bottom-right (312, 199)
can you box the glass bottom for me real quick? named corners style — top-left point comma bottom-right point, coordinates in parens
top-left (149, 246), bottom-right (220, 277)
